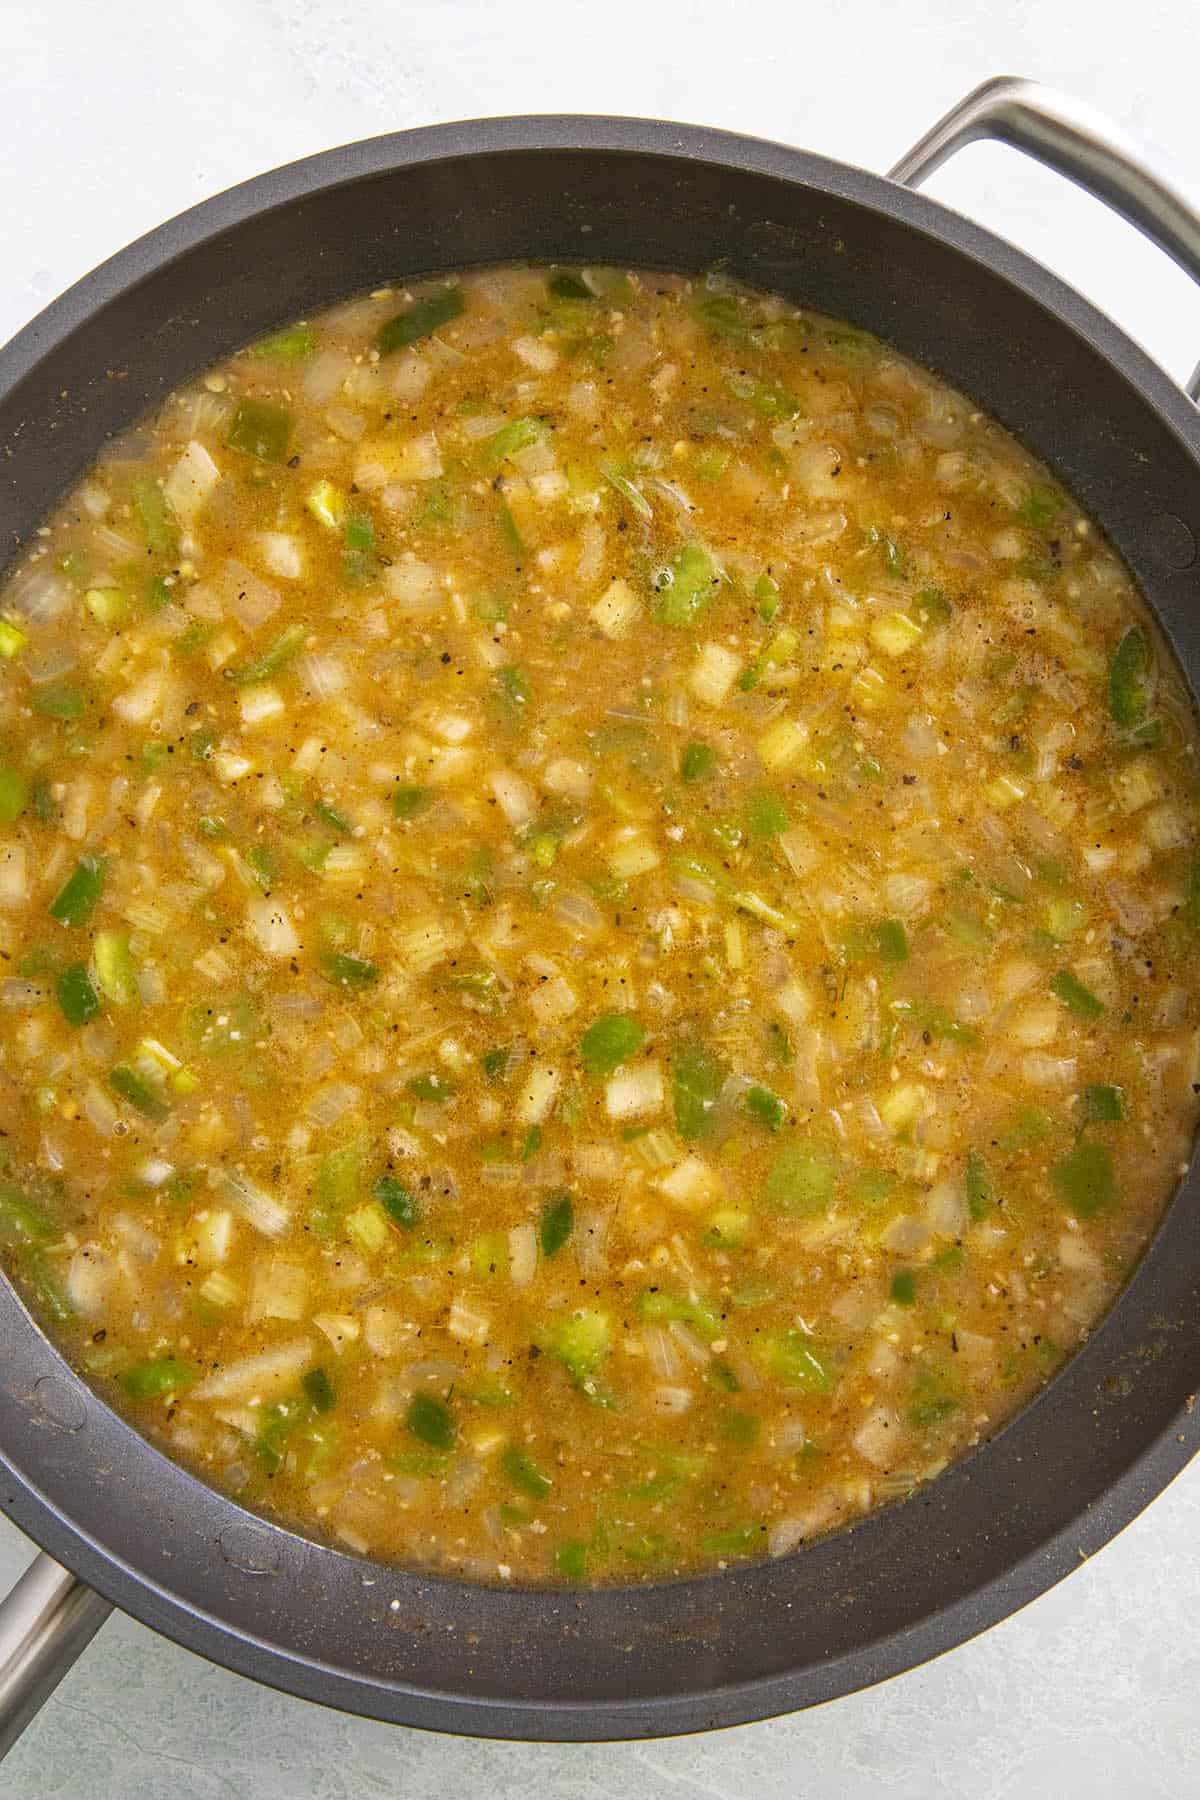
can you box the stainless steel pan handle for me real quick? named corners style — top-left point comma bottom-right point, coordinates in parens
top-left (0, 1552), bottom-right (111, 1758)
top-left (890, 75), bottom-right (1200, 402)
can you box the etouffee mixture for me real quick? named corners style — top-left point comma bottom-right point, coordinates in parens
top-left (0, 264), bottom-right (1196, 1584)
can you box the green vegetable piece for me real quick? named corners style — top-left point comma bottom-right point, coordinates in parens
top-left (1083, 1083), bottom-right (1124, 1124)
top-left (392, 784), bottom-right (432, 820)
top-left (481, 1043), bottom-right (514, 1082)
top-left (721, 1409), bottom-right (761, 1446)
top-left (226, 398), bottom-right (293, 463)
top-left (693, 294), bottom-right (745, 337)
top-left (122, 1356), bottom-right (195, 1401)
top-left (890, 1269), bottom-right (917, 1306)
top-left (520, 1125), bottom-right (542, 1161)
top-left (1109, 626), bottom-right (1153, 728)
top-left (109, 1064), bottom-right (170, 1122)
top-left (320, 951), bottom-right (379, 991)
top-left (497, 499), bottom-right (525, 558)
top-left (502, 1444), bottom-right (553, 1498)
top-left (875, 919), bottom-right (910, 964)
top-left (302, 1367), bottom-right (336, 1413)
top-left (56, 963), bottom-right (99, 1027)
top-left (230, 622), bottom-right (307, 684)
top-left (406, 1392), bottom-right (456, 1450)
top-left (375, 1173), bottom-right (418, 1227)
top-left (1052, 968), bottom-right (1105, 1019)
top-left (909, 1367), bottom-right (960, 1426)
top-left (33, 685), bottom-right (86, 721)
top-left (484, 417), bottom-right (546, 469)
top-left (851, 1168), bottom-right (897, 1207)
top-left (548, 270), bottom-right (594, 300)
top-left (93, 930), bottom-right (138, 1005)
top-left (406, 1069), bottom-right (457, 1102)
top-left (914, 586), bottom-right (952, 628)
top-left (965, 1149), bottom-right (994, 1221)
top-left (0, 619), bottom-right (27, 658)
top-left (746, 790), bottom-right (789, 839)
top-left (652, 542), bottom-right (721, 628)
top-left (680, 740), bottom-right (717, 783)
top-left (1053, 1140), bottom-right (1116, 1217)
top-left (1016, 484), bottom-right (1062, 530)
top-left (760, 1142), bottom-right (835, 1214)
top-left (759, 1329), bottom-right (834, 1392)
top-left (539, 1191), bottom-right (574, 1258)
top-left (579, 1012), bottom-right (644, 1075)
top-left (703, 1206), bottom-right (751, 1248)
top-left (0, 1185), bottom-right (55, 1248)
top-left (556, 1541), bottom-right (588, 1580)
top-left (132, 478), bottom-right (179, 559)
top-left (701, 1523), bottom-right (767, 1559)
top-left (541, 1309), bottom-right (610, 1395)
top-left (49, 854), bottom-right (106, 927)
top-left (495, 662), bottom-right (531, 724)
top-left (0, 766), bottom-right (28, 823)
top-left (256, 324), bottom-right (315, 360)
top-left (671, 1039), bottom-right (725, 1140)
top-left (742, 1084), bottom-right (787, 1132)
top-left (639, 1290), bottom-right (723, 1340)
top-left (377, 285), bottom-right (465, 354)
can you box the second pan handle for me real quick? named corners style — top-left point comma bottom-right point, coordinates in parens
top-left (889, 75), bottom-right (1200, 402)
top-left (0, 1551), bottom-right (111, 1761)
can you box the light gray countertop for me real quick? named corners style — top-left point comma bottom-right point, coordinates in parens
top-left (1, 2), bottom-right (1199, 1793)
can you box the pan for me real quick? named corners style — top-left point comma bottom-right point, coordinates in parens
top-left (0, 74), bottom-right (1198, 1752)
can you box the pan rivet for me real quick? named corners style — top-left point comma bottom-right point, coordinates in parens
top-left (32, 1375), bottom-right (87, 1433)
top-left (217, 1522), bottom-right (281, 1576)
top-left (1147, 512), bottom-right (1196, 570)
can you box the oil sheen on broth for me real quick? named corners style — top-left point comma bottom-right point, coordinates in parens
top-left (0, 266), bottom-right (1196, 1584)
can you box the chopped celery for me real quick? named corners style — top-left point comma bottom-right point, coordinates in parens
top-left (484, 417), bottom-right (546, 469)
top-left (652, 543), bottom-right (720, 627)
top-left (639, 1289), bottom-right (723, 1339)
top-left (965, 1149), bottom-right (994, 1220)
top-left (875, 919), bottom-right (910, 964)
top-left (33, 685), bottom-right (86, 721)
top-left (760, 1142), bottom-right (835, 1214)
top-left (231, 622), bottom-right (307, 684)
top-left (556, 1541), bottom-right (588, 1580)
top-left (0, 766), bottom-right (28, 822)
top-left (406, 1391), bottom-right (456, 1449)
top-left (539, 1191), bottom-right (574, 1258)
top-left (375, 1173), bottom-right (418, 1227)
top-left (1109, 626), bottom-right (1152, 728)
top-left (890, 1269), bottom-right (917, 1306)
top-left (392, 784), bottom-right (432, 820)
top-left (122, 1356), bottom-right (196, 1401)
top-left (756, 1330), bottom-right (834, 1392)
top-left (0, 1185), bottom-right (56, 1247)
top-left (1052, 969), bottom-right (1104, 1019)
top-left (345, 1201), bottom-right (390, 1253)
top-left (49, 854), bottom-right (106, 927)
top-left (320, 951), bottom-right (379, 990)
top-left (540, 1309), bottom-right (610, 1397)
top-left (256, 324), bottom-right (315, 360)
top-left (741, 1084), bottom-right (787, 1132)
top-left (84, 585), bottom-right (128, 626)
top-left (579, 1012), bottom-right (644, 1075)
top-left (671, 1039), bottom-right (725, 1140)
top-left (316, 1134), bottom-right (366, 1220)
top-left (132, 478), bottom-right (179, 559)
top-left (302, 1366), bottom-right (336, 1412)
top-left (701, 1523), bottom-right (767, 1558)
top-left (1053, 1141), bottom-right (1115, 1216)
top-left (502, 1444), bottom-right (553, 1497)
top-left (94, 930), bottom-right (138, 1005)
top-left (56, 963), bottom-right (99, 1027)
top-left (109, 1064), bottom-right (170, 1122)
top-left (1015, 484), bottom-right (1061, 529)
top-left (746, 790), bottom-right (789, 838)
top-left (226, 398), bottom-right (293, 462)
top-left (908, 1366), bottom-right (960, 1426)
top-left (377, 285), bottom-right (465, 354)
top-left (1082, 1083), bottom-right (1124, 1125)
top-left (548, 270), bottom-right (594, 300)
top-left (680, 740), bottom-right (717, 783)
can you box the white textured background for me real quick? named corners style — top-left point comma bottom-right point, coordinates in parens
top-left (1, 1), bottom-right (1199, 1793)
